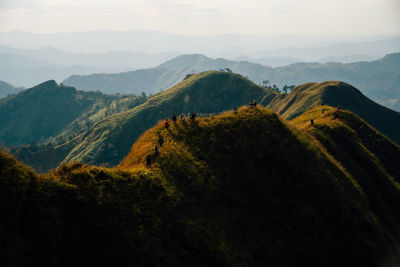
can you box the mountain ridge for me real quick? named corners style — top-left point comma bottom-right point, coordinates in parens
top-left (1, 105), bottom-right (400, 266)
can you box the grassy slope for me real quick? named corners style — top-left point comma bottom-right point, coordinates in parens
top-left (292, 106), bottom-right (400, 241)
top-left (120, 106), bottom-right (400, 266)
top-left (0, 80), bottom-right (146, 147)
top-left (0, 80), bottom-right (113, 146)
top-left (268, 81), bottom-right (400, 144)
top-left (1, 107), bottom-right (400, 266)
top-left (64, 71), bottom-right (276, 166)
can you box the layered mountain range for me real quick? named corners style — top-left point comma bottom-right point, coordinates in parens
top-left (63, 53), bottom-right (400, 111)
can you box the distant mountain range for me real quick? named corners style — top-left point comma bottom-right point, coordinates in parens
top-left (0, 45), bottom-right (183, 87)
top-left (64, 53), bottom-right (400, 111)
top-left (0, 80), bottom-right (23, 98)
top-left (1, 29), bottom-right (398, 58)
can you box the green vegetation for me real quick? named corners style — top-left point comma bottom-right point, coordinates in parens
top-left (0, 80), bottom-right (146, 146)
top-left (63, 71), bottom-right (276, 166)
top-left (267, 81), bottom-right (400, 144)
top-left (1, 106), bottom-right (399, 266)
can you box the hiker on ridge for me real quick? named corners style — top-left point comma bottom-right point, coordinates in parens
top-left (233, 107), bottom-right (238, 114)
top-left (190, 112), bottom-right (196, 122)
top-left (171, 114), bottom-right (177, 122)
top-left (158, 136), bottom-right (164, 147)
top-left (164, 119), bottom-right (170, 129)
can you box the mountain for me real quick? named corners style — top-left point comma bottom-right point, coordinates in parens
top-left (1, 29), bottom-right (398, 57)
top-left (232, 55), bottom-right (303, 67)
top-left (317, 54), bottom-right (381, 63)
top-left (0, 44), bottom-right (180, 73)
top-left (0, 80), bottom-right (23, 98)
top-left (62, 71), bottom-right (276, 166)
top-left (1, 106), bottom-right (399, 266)
top-left (260, 36), bottom-right (400, 61)
top-left (20, 72), bottom-right (400, 172)
top-left (64, 66), bottom-right (192, 95)
top-left (0, 80), bottom-right (146, 147)
top-left (63, 53), bottom-right (400, 111)
top-left (266, 81), bottom-right (400, 144)
top-left (63, 54), bottom-right (275, 94)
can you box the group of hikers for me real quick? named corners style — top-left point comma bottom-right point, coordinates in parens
top-left (147, 102), bottom-right (345, 165)
top-left (164, 112), bottom-right (197, 129)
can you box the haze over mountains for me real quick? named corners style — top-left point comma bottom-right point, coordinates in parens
top-left (0, 30), bottom-right (399, 88)
top-left (1, 30), bottom-right (398, 57)
top-left (64, 53), bottom-right (400, 111)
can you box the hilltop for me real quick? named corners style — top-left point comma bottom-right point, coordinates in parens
top-left (267, 81), bottom-right (400, 144)
top-left (63, 72), bottom-right (400, 168)
top-left (62, 71), bottom-right (276, 166)
top-left (1, 106), bottom-right (399, 266)
top-left (0, 80), bottom-right (146, 147)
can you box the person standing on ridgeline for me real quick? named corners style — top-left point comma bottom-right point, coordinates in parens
top-left (158, 136), bottom-right (164, 147)
top-left (164, 119), bottom-right (170, 129)
top-left (190, 112), bottom-right (196, 122)
top-left (181, 114), bottom-right (185, 121)
top-left (233, 107), bottom-right (238, 114)
top-left (171, 114), bottom-right (177, 122)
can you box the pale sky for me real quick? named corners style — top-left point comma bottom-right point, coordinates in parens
top-left (0, 0), bottom-right (399, 36)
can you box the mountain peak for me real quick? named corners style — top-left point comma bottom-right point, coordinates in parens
top-left (158, 54), bottom-right (211, 68)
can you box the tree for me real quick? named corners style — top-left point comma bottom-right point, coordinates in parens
top-left (262, 80), bottom-right (270, 87)
top-left (225, 68), bottom-right (232, 73)
top-left (283, 85), bottom-right (288, 94)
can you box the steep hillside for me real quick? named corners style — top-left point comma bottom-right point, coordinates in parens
top-left (121, 106), bottom-right (400, 266)
top-left (267, 81), bottom-right (400, 144)
top-left (63, 71), bottom-right (276, 166)
top-left (63, 53), bottom-right (400, 111)
top-left (1, 106), bottom-right (400, 266)
top-left (0, 80), bottom-right (146, 146)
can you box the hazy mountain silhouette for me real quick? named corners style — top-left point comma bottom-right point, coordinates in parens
top-left (0, 80), bottom-right (23, 98)
top-left (64, 53), bottom-right (400, 111)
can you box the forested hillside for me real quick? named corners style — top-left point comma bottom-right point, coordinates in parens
top-left (1, 106), bottom-right (399, 266)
